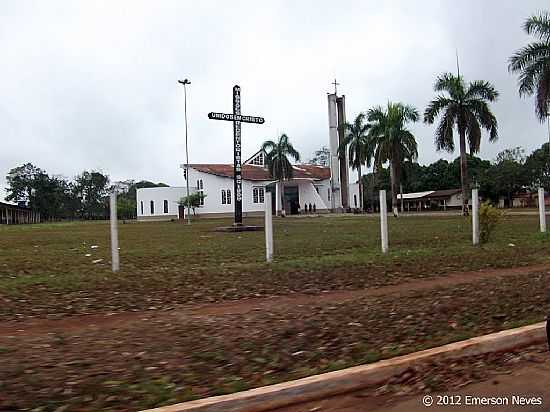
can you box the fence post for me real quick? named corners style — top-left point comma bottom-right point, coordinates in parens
top-left (472, 188), bottom-right (479, 245)
top-left (379, 190), bottom-right (388, 254)
top-left (110, 192), bottom-right (120, 272)
top-left (265, 191), bottom-right (274, 262)
top-left (538, 187), bottom-right (546, 233)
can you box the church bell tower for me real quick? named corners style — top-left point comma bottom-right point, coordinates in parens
top-left (327, 82), bottom-right (349, 212)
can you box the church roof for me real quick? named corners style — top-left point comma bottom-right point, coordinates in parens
top-left (189, 164), bottom-right (330, 181)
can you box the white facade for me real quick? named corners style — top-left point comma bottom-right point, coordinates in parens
top-left (327, 93), bottom-right (342, 210)
top-left (185, 167), bottom-right (276, 216)
top-left (137, 166), bottom-right (336, 220)
top-left (136, 186), bottom-right (192, 220)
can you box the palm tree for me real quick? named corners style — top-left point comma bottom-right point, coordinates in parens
top-left (424, 73), bottom-right (498, 215)
top-left (262, 133), bottom-right (300, 216)
top-left (368, 102), bottom-right (419, 216)
top-left (508, 11), bottom-right (550, 122)
top-left (338, 113), bottom-right (372, 211)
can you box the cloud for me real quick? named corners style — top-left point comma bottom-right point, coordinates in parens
top-left (1, 0), bottom-right (548, 199)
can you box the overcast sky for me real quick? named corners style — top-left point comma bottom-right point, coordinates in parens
top-left (1, 1), bottom-right (549, 198)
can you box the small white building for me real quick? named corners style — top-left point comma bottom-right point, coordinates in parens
top-left (136, 186), bottom-right (191, 221)
top-left (398, 189), bottom-right (466, 211)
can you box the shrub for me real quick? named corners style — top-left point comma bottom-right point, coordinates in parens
top-left (479, 201), bottom-right (503, 244)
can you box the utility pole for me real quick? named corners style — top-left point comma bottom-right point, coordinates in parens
top-left (178, 79), bottom-right (192, 225)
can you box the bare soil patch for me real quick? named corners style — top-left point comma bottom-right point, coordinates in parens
top-left (1, 271), bottom-right (549, 411)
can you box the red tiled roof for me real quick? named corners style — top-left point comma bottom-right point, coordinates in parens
top-left (189, 164), bottom-right (330, 181)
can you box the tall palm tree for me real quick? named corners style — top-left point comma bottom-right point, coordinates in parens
top-left (338, 113), bottom-right (372, 211)
top-left (509, 11), bottom-right (550, 122)
top-left (424, 73), bottom-right (499, 215)
top-left (262, 133), bottom-right (300, 216)
top-left (368, 102), bottom-right (419, 216)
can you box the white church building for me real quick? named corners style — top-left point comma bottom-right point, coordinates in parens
top-left (136, 91), bottom-right (360, 220)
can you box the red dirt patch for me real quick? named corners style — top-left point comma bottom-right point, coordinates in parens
top-left (2, 263), bottom-right (549, 337)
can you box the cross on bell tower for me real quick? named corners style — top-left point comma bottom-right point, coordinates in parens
top-left (332, 78), bottom-right (340, 95)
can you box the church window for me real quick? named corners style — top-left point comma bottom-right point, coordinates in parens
top-left (253, 187), bottom-right (265, 203)
top-left (227, 189), bottom-right (232, 204)
top-left (328, 188), bottom-right (331, 201)
top-left (197, 179), bottom-right (204, 205)
top-left (221, 190), bottom-right (227, 204)
top-left (250, 152), bottom-right (264, 166)
top-left (150, 200), bottom-right (155, 214)
top-left (140, 201), bottom-right (143, 215)
top-left (163, 200), bottom-right (169, 213)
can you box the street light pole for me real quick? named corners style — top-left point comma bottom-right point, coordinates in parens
top-left (178, 79), bottom-right (191, 225)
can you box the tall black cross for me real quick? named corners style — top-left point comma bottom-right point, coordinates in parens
top-left (208, 85), bottom-right (265, 226)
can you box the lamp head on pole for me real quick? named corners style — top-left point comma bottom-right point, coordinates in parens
top-left (178, 79), bottom-right (191, 85)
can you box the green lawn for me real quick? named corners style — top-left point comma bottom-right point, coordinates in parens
top-left (2, 215), bottom-right (550, 411)
top-left (0, 214), bottom-right (549, 319)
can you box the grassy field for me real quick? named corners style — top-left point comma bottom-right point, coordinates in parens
top-left (1, 214), bottom-right (549, 319)
top-left (2, 214), bottom-right (550, 411)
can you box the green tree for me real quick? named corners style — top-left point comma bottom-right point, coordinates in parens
top-left (178, 192), bottom-right (206, 215)
top-left (421, 159), bottom-right (457, 191)
top-left (262, 133), bottom-right (301, 216)
top-left (424, 73), bottom-right (499, 215)
top-left (524, 142), bottom-right (550, 189)
top-left (6, 164), bottom-right (77, 220)
top-left (401, 161), bottom-right (426, 193)
top-left (117, 197), bottom-right (136, 220)
top-left (508, 11), bottom-right (550, 122)
top-left (74, 171), bottom-right (110, 219)
top-left (368, 102), bottom-right (419, 216)
top-left (338, 112), bottom-right (372, 211)
top-left (5, 163), bottom-right (44, 204)
top-left (309, 146), bottom-right (330, 167)
top-left (490, 147), bottom-right (527, 207)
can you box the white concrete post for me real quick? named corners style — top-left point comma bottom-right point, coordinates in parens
top-left (472, 188), bottom-right (479, 245)
top-left (379, 190), bottom-right (388, 253)
top-left (538, 187), bottom-right (546, 233)
top-left (110, 192), bottom-right (120, 272)
top-left (265, 191), bottom-right (273, 262)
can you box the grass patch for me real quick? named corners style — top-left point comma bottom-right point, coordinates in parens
top-left (0, 215), bottom-right (549, 319)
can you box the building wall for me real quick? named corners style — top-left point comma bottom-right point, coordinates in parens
top-left (297, 179), bottom-right (330, 210)
top-left (136, 186), bottom-right (189, 220)
top-left (137, 170), bottom-right (350, 220)
top-left (446, 193), bottom-right (463, 207)
top-left (186, 168), bottom-right (275, 215)
top-left (348, 183), bottom-right (360, 209)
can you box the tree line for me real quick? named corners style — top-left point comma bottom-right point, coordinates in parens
top-left (4, 163), bottom-right (167, 221)
top-left (335, 11), bottom-right (549, 216)
top-left (358, 144), bottom-right (550, 210)
top-left (263, 11), bottom-right (549, 217)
